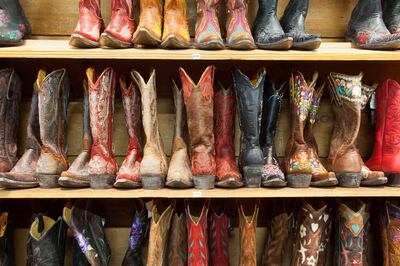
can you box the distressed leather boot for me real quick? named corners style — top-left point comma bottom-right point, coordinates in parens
top-left (335, 200), bottom-right (369, 266)
top-left (366, 80), bottom-right (400, 186)
top-left (36, 69), bottom-right (70, 188)
top-left (0, 68), bottom-right (20, 173)
top-left (166, 80), bottom-right (193, 188)
top-left (132, 69), bottom-right (168, 189)
top-left (214, 83), bottom-right (242, 188)
top-left (180, 66), bottom-right (216, 189)
top-left (0, 0), bottom-right (31, 37)
top-left (383, 0), bottom-right (400, 34)
top-left (194, 0), bottom-right (224, 50)
top-left (70, 0), bottom-right (105, 48)
top-left (0, 6), bottom-right (23, 46)
top-left (260, 77), bottom-right (286, 187)
top-left (238, 199), bottom-right (259, 266)
top-left (225, 0), bottom-right (256, 50)
top-left (87, 67), bottom-right (118, 189)
top-left (167, 211), bottom-right (187, 266)
top-left (59, 81), bottom-right (91, 188)
top-left (209, 201), bottom-right (229, 266)
top-left (284, 71), bottom-right (316, 188)
top-left (27, 214), bottom-right (67, 266)
top-left (291, 201), bottom-right (330, 266)
top-left (0, 87), bottom-right (40, 188)
top-left (347, 0), bottom-right (400, 50)
top-left (100, 0), bottom-right (135, 48)
top-left (232, 68), bottom-right (265, 188)
top-left (161, 0), bottom-right (191, 48)
top-left (327, 72), bottom-right (368, 188)
top-left (114, 75), bottom-right (143, 188)
top-left (147, 200), bottom-right (175, 265)
top-left (306, 84), bottom-right (338, 187)
top-left (132, 0), bottom-right (162, 46)
top-left (380, 201), bottom-right (400, 265)
top-left (316, 205), bottom-right (332, 266)
top-left (0, 212), bottom-right (13, 266)
top-left (252, 0), bottom-right (292, 50)
top-left (280, 0), bottom-right (320, 50)
top-left (186, 199), bottom-right (210, 266)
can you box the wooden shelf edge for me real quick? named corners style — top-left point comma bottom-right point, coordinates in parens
top-left (1, 187), bottom-right (399, 198)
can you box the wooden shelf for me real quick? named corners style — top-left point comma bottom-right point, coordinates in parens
top-left (1, 187), bottom-right (399, 199)
top-left (1, 40), bottom-right (400, 61)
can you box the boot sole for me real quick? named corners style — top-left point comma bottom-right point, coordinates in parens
top-left (385, 172), bottom-right (400, 187)
top-left (292, 39), bottom-right (321, 50)
top-left (37, 174), bottom-right (60, 188)
top-left (0, 177), bottom-right (38, 188)
top-left (160, 35), bottom-right (191, 49)
top-left (165, 178), bottom-right (193, 189)
top-left (243, 165), bottom-right (262, 188)
top-left (346, 36), bottom-right (400, 50)
top-left (195, 40), bottom-right (225, 50)
top-left (100, 33), bottom-right (132, 49)
top-left (90, 174), bottom-right (115, 189)
top-left (336, 172), bottom-right (362, 188)
top-left (69, 34), bottom-right (99, 48)
top-left (142, 175), bottom-right (165, 189)
top-left (132, 29), bottom-right (161, 47)
top-left (287, 174), bottom-right (312, 188)
top-left (113, 178), bottom-right (141, 189)
top-left (58, 176), bottom-right (90, 188)
top-left (193, 175), bottom-right (215, 189)
top-left (227, 39), bottom-right (256, 50)
top-left (361, 176), bottom-right (388, 186)
top-left (310, 177), bottom-right (338, 187)
top-left (0, 40), bottom-right (23, 47)
top-left (262, 177), bottom-right (287, 188)
top-left (256, 38), bottom-right (293, 50)
top-left (215, 177), bottom-right (244, 188)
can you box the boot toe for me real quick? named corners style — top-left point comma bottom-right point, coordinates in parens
top-left (255, 34), bottom-right (293, 50)
top-left (100, 32), bottom-right (132, 48)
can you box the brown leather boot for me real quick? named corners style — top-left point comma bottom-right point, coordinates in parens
top-left (87, 67), bottom-right (119, 189)
top-left (132, 69), bottom-right (168, 189)
top-left (180, 66), bottom-right (216, 189)
top-left (0, 68), bottom-right (21, 173)
top-left (166, 80), bottom-right (193, 188)
top-left (238, 199), bottom-right (259, 266)
top-left (114, 75), bottom-right (143, 188)
top-left (58, 80), bottom-right (91, 188)
top-left (147, 200), bottom-right (176, 265)
top-left (167, 210), bottom-right (187, 266)
top-left (132, 0), bottom-right (163, 46)
top-left (0, 79), bottom-right (40, 188)
top-left (317, 205), bottom-right (332, 266)
top-left (36, 69), bottom-right (70, 188)
top-left (161, 0), bottom-right (191, 48)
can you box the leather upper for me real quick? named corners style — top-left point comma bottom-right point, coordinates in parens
top-left (383, 0), bottom-right (400, 34)
top-left (72, 0), bottom-right (104, 42)
top-left (238, 199), bottom-right (259, 266)
top-left (162, 0), bottom-right (190, 45)
top-left (209, 206), bottom-right (230, 266)
top-left (195, 0), bottom-right (223, 45)
top-left (225, 0), bottom-right (255, 47)
top-left (103, 0), bottom-right (135, 43)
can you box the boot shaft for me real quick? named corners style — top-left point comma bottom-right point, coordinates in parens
top-left (238, 199), bottom-right (259, 266)
top-left (382, 202), bottom-right (400, 265)
top-left (82, 80), bottom-right (92, 152)
top-left (257, 0), bottom-right (277, 13)
top-left (352, 0), bottom-right (383, 23)
top-left (281, 0), bottom-right (309, 32)
top-left (26, 89), bottom-right (41, 151)
top-left (79, 0), bottom-right (102, 16)
top-left (383, 0), bottom-right (400, 33)
top-left (167, 212), bottom-right (187, 266)
top-left (0, 212), bottom-right (13, 266)
top-left (209, 206), bottom-right (230, 266)
top-left (304, 82), bottom-right (324, 149)
top-left (172, 79), bottom-right (186, 142)
top-left (111, 0), bottom-right (134, 17)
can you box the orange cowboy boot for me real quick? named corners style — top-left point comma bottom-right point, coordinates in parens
top-left (132, 0), bottom-right (163, 46)
top-left (194, 0), bottom-right (224, 49)
top-left (161, 0), bottom-right (191, 48)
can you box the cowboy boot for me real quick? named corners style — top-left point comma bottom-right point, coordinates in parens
top-left (167, 211), bottom-right (187, 266)
top-left (161, 0), bottom-right (191, 48)
top-left (305, 83), bottom-right (338, 187)
top-left (260, 77), bottom-right (286, 187)
top-left (0, 212), bottom-right (13, 266)
top-left (209, 201), bottom-right (229, 266)
top-left (0, 86), bottom-right (40, 188)
top-left (383, 0), bottom-right (400, 34)
top-left (284, 71), bottom-right (316, 188)
top-left (27, 215), bottom-right (67, 266)
top-left (194, 0), bottom-right (224, 49)
top-left (316, 205), bottom-right (332, 266)
top-left (166, 80), bottom-right (193, 188)
top-left (225, 0), bottom-right (256, 50)
top-left (186, 199), bottom-right (210, 266)
top-left (0, 68), bottom-right (20, 173)
top-left (366, 80), bottom-right (400, 185)
top-left (238, 199), bottom-right (259, 266)
top-left (114, 75), bottom-right (143, 188)
top-left (180, 66), bottom-right (216, 189)
top-left (147, 200), bottom-right (175, 266)
top-left (87, 67), bottom-right (118, 189)
top-left (0, 5), bottom-right (23, 46)
top-left (122, 200), bottom-right (149, 266)
top-left (36, 69), bottom-right (70, 188)
top-left (70, 0), bottom-right (105, 48)
top-left (132, 69), bottom-right (168, 189)
top-left (132, 0), bottom-right (162, 46)
top-left (252, 0), bottom-right (292, 49)
top-left (335, 200), bottom-right (370, 266)
top-left (232, 68), bottom-right (265, 188)
top-left (0, 0), bottom-right (31, 37)
top-left (58, 80), bottom-right (91, 188)
top-left (291, 201), bottom-right (330, 266)
top-left (100, 0), bottom-right (135, 48)
top-left (214, 82), bottom-right (242, 188)
top-left (380, 201), bottom-right (400, 265)
top-left (280, 0), bottom-right (321, 50)
top-left (327, 72), bottom-right (366, 188)
top-left (347, 0), bottom-right (400, 50)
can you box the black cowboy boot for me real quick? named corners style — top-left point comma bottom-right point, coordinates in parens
top-left (0, 212), bottom-right (13, 266)
top-left (0, 0), bottom-right (31, 37)
top-left (383, 0), bottom-right (400, 34)
top-left (232, 68), bottom-right (265, 188)
top-left (280, 0), bottom-right (321, 50)
top-left (347, 0), bottom-right (400, 50)
top-left (252, 0), bottom-right (293, 50)
top-left (260, 77), bottom-right (286, 187)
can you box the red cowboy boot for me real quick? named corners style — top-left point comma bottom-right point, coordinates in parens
top-left (366, 80), bottom-right (400, 186)
top-left (87, 67), bottom-right (119, 189)
top-left (114, 75), bottom-right (143, 188)
top-left (100, 0), bottom-right (135, 48)
top-left (214, 83), bottom-right (242, 188)
top-left (209, 201), bottom-right (230, 266)
top-left (70, 0), bottom-right (105, 48)
top-left (186, 199), bottom-right (210, 266)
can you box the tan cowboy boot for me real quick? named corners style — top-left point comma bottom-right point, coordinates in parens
top-left (167, 210), bottom-right (187, 266)
top-left (238, 199), bottom-right (259, 266)
top-left (132, 0), bottom-right (162, 46)
top-left (161, 0), bottom-right (191, 48)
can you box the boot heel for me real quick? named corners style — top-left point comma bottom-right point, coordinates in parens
top-left (90, 174), bottom-right (115, 189)
top-left (337, 173), bottom-right (362, 188)
top-left (287, 174), bottom-right (312, 188)
top-left (37, 174), bottom-right (60, 188)
top-left (142, 176), bottom-right (165, 190)
top-left (193, 175), bottom-right (215, 189)
top-left (386, 172), bottom-right (400, 187)
top-left (243, 166), bottom-right (262, 188)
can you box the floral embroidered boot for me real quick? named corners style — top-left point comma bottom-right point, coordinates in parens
top-left (380, 201), bottom-right (400, 266)
top-left (238, 199), bottom-right (259, 266)
top-left (0, 0), bottom-right (31, 37)
top-left (209, 201), bottom-right (230, 266)
top-left (194, 0), bottom-right (224, 49)
top-left (0, 212), bottom-right (13, 265)
top-left (161, 0), bottom-right (191, 48)
top-left (132, 0), bottom-right (162, 46)
top-left (383, 0), bottom-right (400, 34)
top-left (0, 6), bottom-right (23, 46)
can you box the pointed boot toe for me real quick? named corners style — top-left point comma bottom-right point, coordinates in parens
top-left (132, 28), bottom-right (161, 47)
top-left (113, 178), bottom-right (141, 188)
top-left (291, 34), bottom-right (321, 50)
top-left (255, 35), bottom-right (293, 50)
top-left (100, 32), bottom-right (133, 48)
top-left (160, 34), bottom-right (191, 49)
